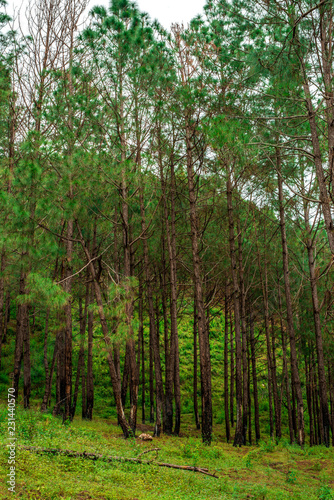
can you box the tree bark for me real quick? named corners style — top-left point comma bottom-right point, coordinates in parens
top-left (271, 317), bottom-right (281, 440)
top-left (86, 283), bottom-right (94, 420)
top-left (227, 172), bottom-right (243, 447)
top-left (76, 223), bottom-right (131, 438)
top-left (249, 310), bottom-right (260, 443)
top-left (277, 153), bottom-right (304, 446)
top-left (237, 219), bottom-right (248, 444)
top-left (224, 290), bottom-right (230, 442)
top-left (303, 197), bottom-right (330, 446)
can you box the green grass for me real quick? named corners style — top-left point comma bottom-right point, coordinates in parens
top-left (0, 404), bottom-right (334, 499)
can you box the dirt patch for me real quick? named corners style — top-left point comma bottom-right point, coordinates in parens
top-left (295, 459), bottom-right (326, 472)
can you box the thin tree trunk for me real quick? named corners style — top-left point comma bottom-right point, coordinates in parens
top-left (224, 290), bottom-right (230, 442)
top-left (71, 281), bottom-right (89, 419)
top-left (194, 297), bottom-right (200, 430)
top-left (22, 303), bottom-right (31, 409)
top-left (271, 317), bottom-right (281, 440)
top-left (237, 220), bottom-right (248, 444)
top-left (277, 152), bottom-right (305, 446)
top-left (305, 353), bottom-right (314, 446)
top-left (63, 220), bottom-right (73, 421)
top-left (121, 345), bottom-right (130, 409)
top-left (249, 310), bottom-right (260, 443)
top-left (159, 142), bottom-right (181, 436)
top-left (303, 196), bottom-right (330, 446)
top-left (227, 172), bottom-right (243, 447)
top-left (13, 273), bottom-right (25, 400)
top-left (41, 310), bottom-right (50, 411)
top-left (230, 306), bottom-right (234, 428)
top-left (86, 283), bottom-right (94, 420)
top-left (278, 274), bottom-right (294, 443)
top-left (76, 223), bottom-right (131, 438)
top-left (149, 321), bottom-right (154, 424)
top-left (140, 189), bottom-right (164, 437)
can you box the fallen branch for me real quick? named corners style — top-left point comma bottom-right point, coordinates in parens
top-left (137, 447), bottom-right (161, 458)
top-left (19, 445), bottom-right (218, 478)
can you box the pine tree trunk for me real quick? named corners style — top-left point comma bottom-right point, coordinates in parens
top-left (237, 220), bottom-right (248, 444)
top-left (13, 273), bottom-right (25, 400)
top-left (0, 253), bottom-right (5, 370)
top-left (138, 280), bottom-right (145, 424)
top-left (41, 310), bottom-right (50, 412)
top-left (303, 199), bottom-right (330, 446)
top-left (186, 123), bottom-right (212, 444)
top-left (71, 284), bottom-right (89, 419)
top-left (149, 323), bottom-right (155, 424)
top-left (305, 353), bottom-right (314, 446)
top-left (140, 190), bottom-right (164, 437)
top-left (278, 275), bottom-right (294, 443)
top-left (302, 77), bottom-right (334, 254)
top-left (193, 298), bottom-right (200, 430)
top-left (86, 283), bottom-right (94, 420)
top-left (3, 291), bottom-right (10, 344)
top-left (249, 310), bottom-right (260, 443)
top-left (230, 306), bottom-right (235, 428)
top-left (271, 317), bottom-right (281, 439)
top-left (63, 220), bottom-right (73, 421)
top-left (121, 345), bottom-right (130, 410)
top-left (277, 154), bottom-right (305, 446)
top-left (227, 172), bottom-right (243, 447)
top-left (159, 146), bottom-right (181, 436)
top-left (224, 291), bottom-right (230, 442)
top-left (247, 336), bottom-right (252, 446)
top-left (77, 223), bottom-right (131, 438)
top-left (22, 303), bottom-right (31, 409)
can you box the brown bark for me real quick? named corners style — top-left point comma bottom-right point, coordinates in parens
top-left (230, 306), bottom-right (234, 428)
top-left (121, 344), bottom-right (130, 409)
top-left (237, 219), bottom-right (248, 443)
top-left (255, 222), bottom-right (274, 438)
top-left (193, 297), bottom-right (200, 430)
top-left (76, 223), bottom-right (131, 438)
top-left (186, 125), bottom-right (212, 444)
top-left (278, 275), bottom-right (294, 443)
top-left (277, 154), bottom-right (305, 446)
top-left (71, 282), bottom-right (89, 419)
top-left (303, 197), bottom-right (330, 446)
top-left (13, 273), bottom-right (25, 401)
top-left (0, 254), bottom-right (5, 370)
top-left (271, 317), bottom-right (281, 440)
top-left (138, 280), bottom-right (145, 424)
top-left (305, 353), bottom-right (314, 446)
top-left (140, 189), bottom-right (164, 437)
top-left (249, 310), bottom-right (260, 443)
top-left (158, 138), bottom-right (181, 436)
top-left (149, 320), bottom-right (155, 424)
top-left (22, 302), bottom-right (30, 409)
top-left (41, 310), bottom-right (50, 411)
top-left (247, 336), bottom-right (252, 445)
top-left (63, 220), bottom-right (73, 421)
top-left (224, 291), bottom-right (230, 442)
top-left (86, 283), bottom-right (94, 420)
top-left (227, 172), bottom-right (243, 447)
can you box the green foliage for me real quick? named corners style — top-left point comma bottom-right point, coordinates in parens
top-left (17, 272), bottom-right (70, 309)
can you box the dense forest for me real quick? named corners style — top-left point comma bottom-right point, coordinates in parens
top-left (1, 0), bottom-right (334, 457)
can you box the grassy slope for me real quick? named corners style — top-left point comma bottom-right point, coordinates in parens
top-left (0, 312), bottom-right (333, 498)
top-left (0, 408), bottom-right (334, 500)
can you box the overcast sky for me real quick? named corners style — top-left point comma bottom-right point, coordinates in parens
top-left (5, 0), bottom-right (206, 31)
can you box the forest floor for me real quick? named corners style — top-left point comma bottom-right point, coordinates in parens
top-left (0, 404), bottom-right (334, 500)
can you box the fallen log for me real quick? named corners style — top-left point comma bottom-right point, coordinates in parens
top-left (19, 445), bottom-right (218, 478)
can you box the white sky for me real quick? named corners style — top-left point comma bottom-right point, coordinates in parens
top-left (5, 0), bottom-right (206, 31)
